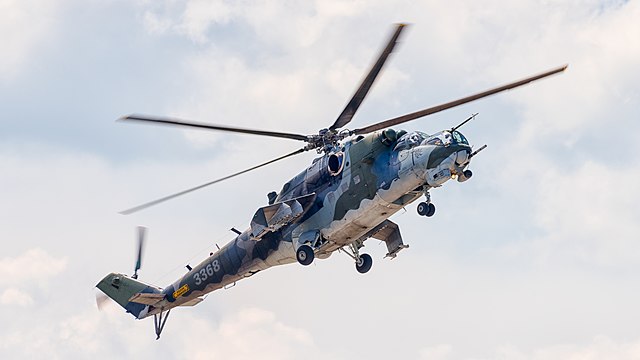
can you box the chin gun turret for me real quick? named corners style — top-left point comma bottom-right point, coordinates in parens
top-left (457, 169), bottom-right (473, 182)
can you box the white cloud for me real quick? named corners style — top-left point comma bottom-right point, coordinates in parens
top-left (497, 336), bottom-right (640, 360)
top-left (177, 0), bottom-right (233, 43)
top-left (316, 0), bottom-right (365, 17)
top-left (180, 307), bottom-right (317, 360)
top-left (420, 344), bottom-right (453, 360)
top-left (2, 1), bottom-right (640, 359)
top-left (531, 161), bottom-right (640, 266)
top-left (142, 10), bottom-right (172, 35)
top-left (418, 336), bottom-right (640, 360)
top-left (499, 0), bottom-right (640, 142)
top-left (0, 248), bottom-right (67, 285)
top-left (0, 0), bottom-right (62, 80)
top-left (1, 305), bottom-right (321, 359)
top-left (0, 288), bottom-right (34, 307)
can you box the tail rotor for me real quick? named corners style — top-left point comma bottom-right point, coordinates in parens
top-left (96, 226), bottom-right (147, 311)
top-left (133, 226), bottom-right (146, 279)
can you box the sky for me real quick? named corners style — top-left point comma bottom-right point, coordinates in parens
top-left (1, 0), bottom-right (639, 358)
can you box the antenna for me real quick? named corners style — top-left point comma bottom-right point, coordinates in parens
top-left (451, 113), bottom-right (478, 132)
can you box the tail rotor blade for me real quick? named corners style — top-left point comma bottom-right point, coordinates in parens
top-left (133, 226), bottom-right (146, 279)
top-left (96, 292), bottom-right (113, 311)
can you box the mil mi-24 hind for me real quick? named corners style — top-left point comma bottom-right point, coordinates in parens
top-left (96, 24), bottom-right (567, 339)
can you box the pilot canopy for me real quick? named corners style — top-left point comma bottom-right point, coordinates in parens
top-left (394, 130), bottom-right (469, 149)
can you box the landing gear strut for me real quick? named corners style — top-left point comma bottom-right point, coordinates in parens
top-left (153, 308), bottom-right (171, 340)
top-left (341, 242), bottom-right (373, 274)
top-left (417, 188), bottom-right (436, 217)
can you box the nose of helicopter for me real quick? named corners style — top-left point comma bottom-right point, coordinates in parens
top-left (411, 144), bottom-right (472, 185)
top-left (455, 147), bottom-right (469, 165)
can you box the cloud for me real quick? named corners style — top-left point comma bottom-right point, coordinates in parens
top-left (451, 0), bottom-right (640, 148)
top-left (179, 307), bottom-right (317, 360)
top-left (420, 344), bottom-right (453, 360)
top-left (418, 336), bottom-right (640, 360)
top-left (0, 0), bottom-right (62, 80)
top-left (2, 1), bottom-right (640, 359)
top-left (141, 1), bottom-right (365, 46)
top-left (0, 248), bottom-right (67, 285)
top-left (530, 160), bottom-right (640, 267)
top-left (177, 0), bottom-right (234, 43)
top-left (1, 305), bottom-right (321, 359)
top-left (498, 336), bottom-right (640, 360)
top-left (0, 288), bottom-right (34, 307)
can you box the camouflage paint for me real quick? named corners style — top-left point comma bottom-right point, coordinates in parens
top-left (97, 129), bottom-right (473, 319)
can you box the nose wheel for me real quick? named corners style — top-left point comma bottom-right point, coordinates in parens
top-left (417, 187), bottom-right (436, 217)
top-left (417, 202), bottom-right (435, 217)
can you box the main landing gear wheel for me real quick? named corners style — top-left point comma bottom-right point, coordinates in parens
top-left (296, 245), bottom-right (314, 266)
top-left (355, 253), bottom-right (373, 274)
top-left (417, 202), bottom-right (436, 217)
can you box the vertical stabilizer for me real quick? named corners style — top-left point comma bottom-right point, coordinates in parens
top-left (96, 272), bottom-right (163, 319)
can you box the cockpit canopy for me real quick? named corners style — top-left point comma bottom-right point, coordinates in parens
top-left (393, 131), bottom-right (429, 151)
top-left (393, 130), bottom-right (468, 151)
top-left (426, 130), bottom-right (469, 146)
top-left (451, 130), bottom-right (469, 145)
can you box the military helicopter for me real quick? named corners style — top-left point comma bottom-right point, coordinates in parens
top-left (96, 24), bottom-right (566, 339)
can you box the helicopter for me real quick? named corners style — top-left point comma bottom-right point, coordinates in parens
top-left (96, 24), bottom-right (567, 339)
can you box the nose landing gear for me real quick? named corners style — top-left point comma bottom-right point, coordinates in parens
top-left (417, 202), bottom-right (436, 217)
top-left (417, 188), bottom-right (436, 217)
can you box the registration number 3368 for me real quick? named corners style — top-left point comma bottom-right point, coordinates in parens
top-left (193, 260), bottom-right (221, 285)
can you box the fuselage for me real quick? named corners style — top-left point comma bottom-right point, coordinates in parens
top-left (137, 128), bottom-right (471, 318)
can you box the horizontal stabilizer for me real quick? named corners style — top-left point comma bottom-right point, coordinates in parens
top-left (180, 297), bottom-right (204, 307)
top-left (128, 292), bottom-right (165, 305)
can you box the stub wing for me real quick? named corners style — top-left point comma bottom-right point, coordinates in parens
top-left (371, 220), bottom-right (409, 259)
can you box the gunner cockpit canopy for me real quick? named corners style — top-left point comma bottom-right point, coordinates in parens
top-left (393, 131), bottom-right (429, 151)
top-left (424, 130), bottom-right (469, 147)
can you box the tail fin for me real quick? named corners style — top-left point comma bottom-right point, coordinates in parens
top-left (96, 273), bottom-right (164, 319)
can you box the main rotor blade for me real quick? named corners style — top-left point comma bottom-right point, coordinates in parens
top-left (329, 23), bottom-right (407, 131)
top-left (353, 64), bottom-right (568, 135)
top-left (120, 114), bottom-right (309, 142)
top-left (119, 147), bottom-right (308, 215)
